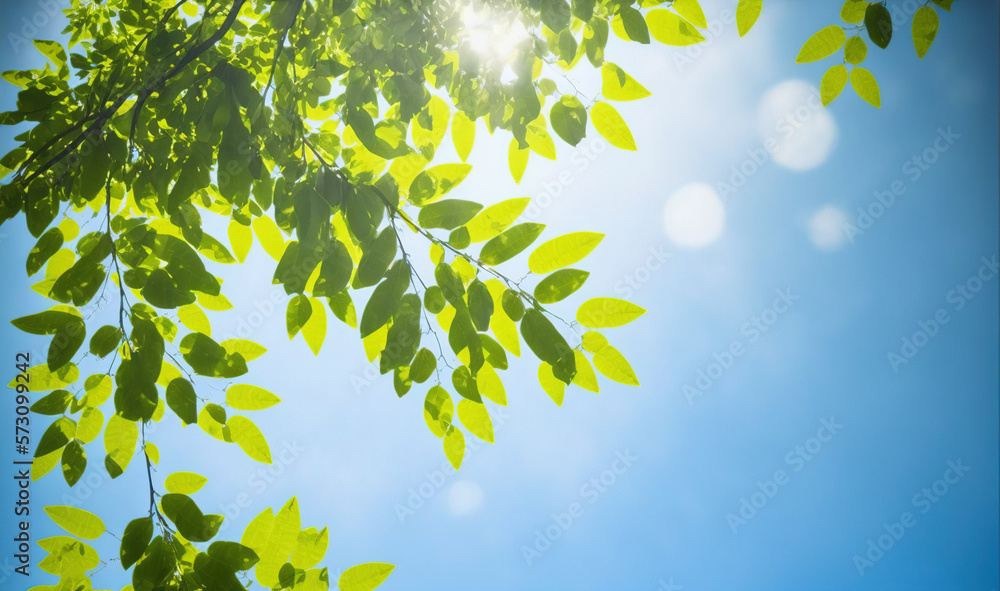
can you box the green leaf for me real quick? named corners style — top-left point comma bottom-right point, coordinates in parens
top-left (865, 3), bottom-right (892, 49)
top-left (591, 101), bottom-right (636, 151)
top-left (795, 25), bottom-right (847, 63)
top-left (339, 562), bottom-right (396, 591)
top-left (468, 280), bottom-right (494, 332)
top-left (535, 269), bottom-right (590, 304)
top-left (443, 426), bottom-right (465, 469)
top-left (646, 9), bottom-right (704, 45)
top-left (76, 408), bottom-right (103, 443)
top-left (44, 506), bottom-right (105, 539)
top-left (30, 389), bottom-right (74, 415)
top-left (736, 0), bottom-right (763, 36)
top-left (120, 517), bottom-right (154, 570)
top-left (229, 415), bottom-right (272, 464)
top-left (10, 310), bottom-right (85, 370)
top-left (360, 261), bottom-right (410, 337)
top-left (850, 67), bottom-right (881, 108)
top-left (618, 6), bottom-right (650, 44)
top-left (27, 227), bottom-right (63, 276)
top-left (34, 39), bottom-right (66, 67)
top-left (932, 0), bottom-right (953, 11)
top-left (912, 6), bottom-right (939, 58)
top-left (35, 417), bottom-right (75, 457)
top-left (356, 228), bottom-right (398, 287)
top-left (165, 471), bottom-right (209, 494)
top-left (451, 110), bottom-right (476, 162)
top-left (424, 385), bottom-right (454, 438)
top-left (463, 198), bottom-right (531, 243)
top-left (180, 333), bottom-right (248, 378)
top-left (161, 494), bottom-right (223, 542)
top-left (593, 344), bottom-right (640, 385)
top-left (132, 536), bottom-right (175, 591)
top-left (844, 36), bottom-right (867, 65)
top-left (221, 339), bottom-right (267, 362)
top-left (83, 374), bottom-right (112, 407)
top-left (528, 231), bottom-right (604, 274)
top-left (61, 440), bottom-right (86, 486)
top-left (408, 163), bottom-right (473, 206)
top-left (841, 0), bottom-right (869, 24)
top-left (480, 223), bottom-right (546, 266)
top-left (380, 294), bottom-right (421, 373)
top-left (418, 199), bottom-right (484, 230)
top-left (90, 325), bottom-right (122, 357)
top-left (457, 399), bottom-right (494, 443)
top-left (540, 0), bottom-right (571, 31)
top-left (166, 378), bottom-right (198, 425)
top-left (501, 289), bottom-right (526, 321)
top-left (550, 95), bottom-right (588, 146)
top-left (601, 62), bottom-right (652, 102)
top-left (520, 309), bottom-right (576, 383)
top-left (411, 348), bottom-right (437, 383)
top-left (821, 64), bottom-right (849, 106)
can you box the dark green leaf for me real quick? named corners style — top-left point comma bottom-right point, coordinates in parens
top-left (480, 223), bottom-right (546, 266)
top-left (121, 517), bottom-right (154, 570)
top-left (865, 3), bottom-right (892, 49)
top-left (417, 200), bottom-right (483, 230)
top-left (520, 309), bottom-right (576, 383)
top-left (534, 269), bottom-right (589, 303)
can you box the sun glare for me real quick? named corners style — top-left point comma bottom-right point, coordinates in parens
top-left (663, 183), bottom-right (726, 249)
top-left (459, 4), bottom-right (528, 65)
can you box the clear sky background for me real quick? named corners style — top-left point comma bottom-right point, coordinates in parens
top-left (0, 1), bottom-right (997, 590)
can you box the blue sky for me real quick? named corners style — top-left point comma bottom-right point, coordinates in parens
top-left (0, 1), bottom-right (997, 590)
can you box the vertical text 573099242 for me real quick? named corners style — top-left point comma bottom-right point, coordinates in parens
top-left (12, 351), bottom-right (33, 577)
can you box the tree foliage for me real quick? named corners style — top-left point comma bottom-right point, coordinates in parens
top-left (0, 0), bottom-right (954, 589)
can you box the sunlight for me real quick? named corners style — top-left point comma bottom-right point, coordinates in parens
top-left (447, 480), bottom-right (484, 516)
top-left (459, 3), bottom-right (528, 65)
top-left (757, 80), bottom-right (838, 171)
top-left (663, 183), bottom-right (726, 248)
top-left (808, 205), bottom-right (849, 251)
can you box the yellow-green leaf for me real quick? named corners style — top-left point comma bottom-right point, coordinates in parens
top-left (577, 298), bottom-right (646, 328)
top-left (302, 297), bottom-right (327, 355)
top-left (672, 0), bottom-right (707, 28)
top-left (464, 198), bottom-right (531, 243)
top-left (458, 399), bottom-right (494, 443)
top-left (508, 139), bottom-right (529, 183)
top-left (164, 472), bottom-right (208, 494)
top-left (538, 362), bottom-right (565, 406)
top-left (736, 0), bottom-right (763, 36)
top-left (844, 36), bottom-right (867, 65)
top-left (8, 363), bottom-right (78, 391)
top-left (796, 25), bottom-right (847, 63)
top-left (571, 350), bottom-right (600, 393)
top-left (912, 6), bottom-right (939, 59)
top-left (252, 216), bottom-right (287, 261)
top-left (486, 279), bottom-right (520, 357)
top-left (76, 408), bottom-right (103, 444)
top-left (528, 232), bottom-right (604, 274)
top-left (601, 62), bottom-right (652, 101)
top-left (227, 384), bottom-right (282, 411)
top-left (44, 506), bottom-right (105, 539)
top-left (229, 415), bottom-right (272, 464)
top-left (443, 426), bottom-right (465, 469)
top-left (646, 9), bottom-right (705, 46)
top-left (591, 101), bottom-right (636, 151)
top-left (177, 304), bottom-right (211, 337)
top-left (228, 220), bottom-right (252, 263)
top-left (593, 344), bottom-right (639, 385)
top-left (339, 562), bottom-right (395, 591)
top-left (841, 0), bottom-right (868, 24)
top-left (221, 339), bottom-right (267, 362)
top-left (452, 111), bottom-right (476, 162)
top-left (821, 64), bottom-right (849, 106)
top-left (290, 527), bottom-right (329, 570)
top-left (850, 67), bottom-right (881, 108)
